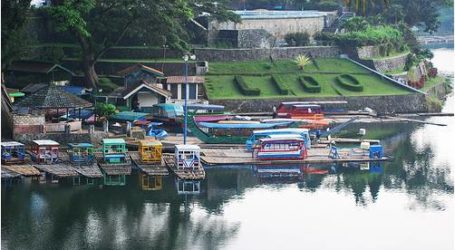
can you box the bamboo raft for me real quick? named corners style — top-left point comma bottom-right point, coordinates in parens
top-left (129, 152), bottom-right (169, 176)
top-left (95, 152), bottom-right (132, 175)
top-left (163, 154), bottom-right (205, 180)
top-left (32, 163), bottom-right (79, 177)
top-left (200, 148), bottom-right (391, 166)
top-left (2, 159), bottom-right (41, 177)
top-left (59, 152), bottom-right (103, 178)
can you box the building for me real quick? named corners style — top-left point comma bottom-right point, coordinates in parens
top-left (207, 10), bottom-right (337, 48)
top-left (5, 61), bottom-right (75, 87)
top-left (164, 76), bottom-right (206, 104)
top-left (117, 64), bottom-right (165, 87)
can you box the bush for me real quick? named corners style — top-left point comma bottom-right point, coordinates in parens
top-left (285, 32), bottom-right (310, 46)
top-left (316, 1), bottom-right (339, 11)
top-left (234, 75), bottom-right (260, 96)
top-left (335, 25), bottom-right (403, 48)
top-left (299, 76), bottom-right (321, 93)
top-left (335, 74), bottom-right (363, 91)
top-left (95, 103), bottom-right (117, 118)
top-left (271, 75), bottom-right (290, 95)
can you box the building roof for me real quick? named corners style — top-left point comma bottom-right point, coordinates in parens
top-left (8, 61), bottom-right (75, 75)
top-left (21, 83), bottom-right (48, 94)
top-left (117, 64), bottom-right (164, 77)
top-left (33, 140), bottom-right (60, 146)
top-left (233, 10), bottom-right (325, 20)
top-left (68, 143), bottom-right (94, 148)
top-left (14, 85), bottom-right (93, 109)
top-left (103, 138), bottom-right (126, 145)
top-left (139, 139), bottom-right (162, 147)
top-left (122, 81), bottom-right (172, 99)
top-left (166, 76), bottom-right (205, 84)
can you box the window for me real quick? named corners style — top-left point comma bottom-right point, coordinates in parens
top-left (171, 85), bottom-right (178, 99)
top-left (189, 84), bottom-right (197, 99)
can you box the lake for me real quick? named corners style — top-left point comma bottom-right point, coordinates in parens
top-left (1, 48), bottom-right (454, 250)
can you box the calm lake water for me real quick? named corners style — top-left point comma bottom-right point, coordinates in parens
top-left (2, 48), bottom-right (454, 250)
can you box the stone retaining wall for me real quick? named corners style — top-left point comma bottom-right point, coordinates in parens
top-left (194, 46), bottom-right (340, 62)
top-left (14, 131), bottom-right (109, 146)
top-left (210, 94), bottom-right (428, 114)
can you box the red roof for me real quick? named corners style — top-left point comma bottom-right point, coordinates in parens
top-left (166, 76), bottom-right (205, 84)
top-left (117, 64), bottom-right (164, 77)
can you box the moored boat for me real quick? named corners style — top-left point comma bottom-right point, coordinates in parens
top-left (254, 137), bottom-right (308, 161)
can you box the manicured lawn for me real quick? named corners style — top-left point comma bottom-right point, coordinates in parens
top-left (205, 58), bottom-right (414, 100)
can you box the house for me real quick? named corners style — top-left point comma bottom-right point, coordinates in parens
top-left (5, 61), bottom-right (75, 88)
top-left (117, 64), bottom-right (165, 87)
top-left (164, 76), bottom-right (206, 104)
top-left (106, 80), bottom-right (172, 112)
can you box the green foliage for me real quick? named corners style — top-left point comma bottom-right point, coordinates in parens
top-left (294, 55), bottom-right (312, 70)
top-left (98, 78), bottom-right (119, 93)
top-left (316, 1), bottom-right (340, 11)
top-left (1, 0), bottom-right (32, 69)
top-left (95, 103), bottom-right (117, 118)
top-left (336, 74), bottom-right (364, 91)
top-left (335, 25), bottom-right (403, 48)
top-left (299, 76), bottom-right (321, 93)
top-left (234, 75), bottom-right (260, 96)
top-left (342, 17), bottom-right (370, 32)
top-left (271, 75), bottom-right (290, 95)
top-left (285, 32), bottom-right (310, 46)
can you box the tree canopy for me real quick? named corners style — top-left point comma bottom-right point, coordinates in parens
top-left (48, 0), bottom-right (239, 88)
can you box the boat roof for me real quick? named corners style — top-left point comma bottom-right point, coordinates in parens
top-left (175, 144), bottom-right (200, 151)
top-left (1, 141), bottom-right (24, 147)
top-left (267, 134), bottom-right (305, 139)
top-left (199, 121), bottom-right (292, 129)
top-left (139, 139), bottom-right (162, 146)
top-left (292, 104), bottom-right (321, 108)
top-left (68, 143), bottom-right (93, 148)
top-left (103, 138), bottom-right (126, 145)
top-left (259, 138), bottom-right (304, 143)
top-left (33, 140), bottom-right (60, 146)
top-left (252, 128), bottom-right (309, 135)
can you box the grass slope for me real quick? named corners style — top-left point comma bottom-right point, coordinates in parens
top-left (205, 58), bottom-right (413, 100)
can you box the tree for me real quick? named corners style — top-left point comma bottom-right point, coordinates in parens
top-left (294, 55), bottom-right (311, 70)
top-left (1, 0), bottom-right (32, 70)
top-left (342, 16), bottom-right (370, 32)
top-left (48, 0), bottom-right (238, 89)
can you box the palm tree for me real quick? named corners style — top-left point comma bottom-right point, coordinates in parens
top-left (294, 55), bottom-right (312, 70)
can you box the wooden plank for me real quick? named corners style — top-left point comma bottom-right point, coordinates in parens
top-left (130, 152), bottom-right (169, 176)
top-left (200, 148), bottom-right (391, 166)
top-left (33, 163), bottom-right (79, 177)
top-left (2, 163), bottom-right (41, 176)
top-left (163, 154), bottom-right (205, 180)
top-left (95, 152), bottom-right (132, 175)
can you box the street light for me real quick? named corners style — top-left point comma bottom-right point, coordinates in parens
top-left (183, 54), bottom-right (196, 145)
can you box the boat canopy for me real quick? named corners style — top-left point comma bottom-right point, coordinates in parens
top-left (111, 111), bottom-right (148, 122)
top-left (198, 121), bottom-right (293, 129)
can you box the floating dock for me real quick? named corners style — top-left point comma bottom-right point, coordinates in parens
top-left (130, 152), bottom-right (169, 176)
top-left (2, 161), bottom-right (41, 177)
top-left (163, 154), bottom-right (205, 180)
top-left (32, 163), bottom-right (79, 178)
top-left (95, 152), bottom-right (132, 176)
top-left (200, 147), bottom-right (390, 166)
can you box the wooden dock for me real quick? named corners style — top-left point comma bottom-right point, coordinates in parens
top-left (2, 161), bottom-right (41, 177)
top-left (129, 152), bottom-right (169, 176)
top-left (32, 163), bottom-right (79, 177)
top-left (163, 154), bottom-right (205, 180)
top-left (200, 148), bottom-right (391, 166)
top-left (95, 153), bottom-right (132, 175)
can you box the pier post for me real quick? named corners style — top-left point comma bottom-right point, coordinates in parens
top-left (103, 120), bottom-right (109, 133)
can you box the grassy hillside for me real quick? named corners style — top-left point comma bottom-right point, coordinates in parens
top-left (205, 58), bottom-right (413, 100)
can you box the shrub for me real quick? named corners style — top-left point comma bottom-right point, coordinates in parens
top-left (299, 76), bottom-right (321, 93)
top-left (428, 67), bottom-right (438, 78)
top-left (285, 32), bottom-right (310, 46)
top-left (95, 103), bottom-right (117, 118)
top-left (335, 74), bottom-right (363, 91)
top-left (271, 75), bottom-right (290, 95)
top-left (234, 75), bottom-right (260, 96)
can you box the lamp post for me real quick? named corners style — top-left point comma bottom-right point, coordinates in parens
top-left (183, 54), bottom-right (196, 145)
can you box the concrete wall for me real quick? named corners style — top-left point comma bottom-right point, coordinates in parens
top-left (209, 16), bottom-right (325, 45)
top-left (13, 131), bottom-right (109, 146)
top-left (209, 94), bottom-right (429, 114)
top-left (194, 46), bottom-right (340, 62)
